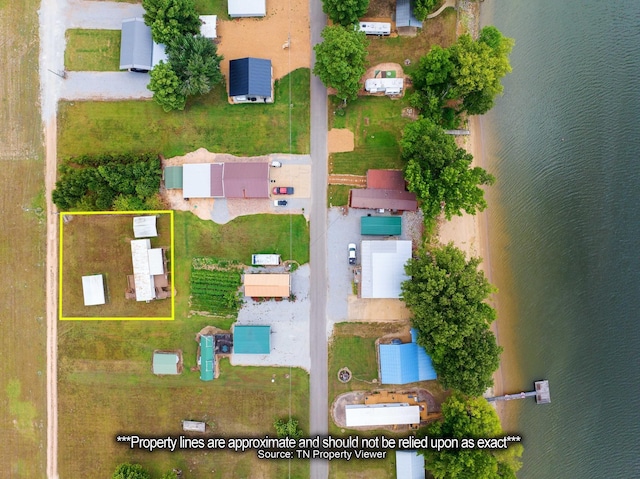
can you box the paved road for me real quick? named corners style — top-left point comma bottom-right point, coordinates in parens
top-left (308, 0), bottom-right (329, 478)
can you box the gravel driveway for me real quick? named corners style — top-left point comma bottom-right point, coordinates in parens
top-left (231, 264), bottom-right (310, 370)
top-left (60, 72), bottom-right (152, 100)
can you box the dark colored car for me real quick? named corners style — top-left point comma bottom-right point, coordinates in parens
top-left (272, 186), bottom-right (294, 195)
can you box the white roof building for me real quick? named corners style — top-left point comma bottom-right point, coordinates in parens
top-left (396, 450), bottom-right (425, 479)
top-left (361, 240), bottom-right (412, 298)
top-left (345, 403), bottom-right (420, 427)
top-left (81, 274), bottom-right (106, 306)
top-left (200, 15), bottom-right (217, 38)
top-left (365, 78), bottom-right (404, 95)
top-left (228, 0), bottom-right (266, 17)
top-left (133, 216), bottom-right (158, 238)
top-left (183, 163), bottom-right (215, 198)
top-left (131, 239), bottom-right (165, 301)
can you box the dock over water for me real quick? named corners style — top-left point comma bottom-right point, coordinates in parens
top-left (487, 380), bottom-right (551, 404)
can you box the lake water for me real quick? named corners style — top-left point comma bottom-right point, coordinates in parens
top-left (480, 0), bottom-right (640, 477)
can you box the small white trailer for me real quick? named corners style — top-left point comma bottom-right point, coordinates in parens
top-left (251, 254), bottom-right (281, 266)
top-left (359, 22), bottom-right (392, 36)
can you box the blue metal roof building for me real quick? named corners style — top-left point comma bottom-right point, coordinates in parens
top-left (379, 329), bottom-right (436, 384)
top-left (228, 58), bottom-right (273, 103)
top-left (395, 0), bottom-right (423, 28)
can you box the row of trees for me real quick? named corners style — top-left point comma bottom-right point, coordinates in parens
top-left (321, 0), bottom-right (440, 26)
top-left (113, 463), bottom-right (178, 479)
top-left (142, 0), bottom-right (224, 111)
top-left (52, 153), bottom-right (162, 211)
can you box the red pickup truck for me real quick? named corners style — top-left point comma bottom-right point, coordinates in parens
top-left (272, 187), bottom-right (294, 195)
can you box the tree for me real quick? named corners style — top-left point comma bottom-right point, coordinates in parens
top-left (322, 0), bottom-right (369, 26)
top-left (165, 34), bottom-right (224, 97)
top-left (411, 27), bottom-right (513, 119)
top-left (148, 61), bottom-right (186, 112)
top-left (414, 0), bottom-right (438, 21)
top-left (401, 118), bottom-right (495, 225)
top-left (142, 0), bottom-right (201, 45)
top-left (313, 26), bottom-right (368, 104)
top-left (274, 417), bottom-right (304, 440)
top-left (112, 463), bottom-right (151, 479)
top-left (420, 393), bottom-right (522, 479)
top-left (401, 244), bottom-right (502, 396)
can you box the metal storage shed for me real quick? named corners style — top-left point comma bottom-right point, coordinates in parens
top-left (228, 0), bottom-right (266, 17)
top-left (119, 18), bottom-right (153, 71)
top-left (199, 15), bottom-right (217, 38)
top-left (395, 450), bottom-right (425, 479)
top-left (361, 216), bottom-right (402, 236)
top-left (244, 274), bottom-right (290, 298)
top-left (81, 274), bottom-right (106, 306)
top-left (233, 325), bottom-right (271, 354)
top-left (133, 216), bottom-right (157, 238)
top-left (396, 0), bottom-right (422, 28)
top-left (200, 335), bottom-right (215, 381)
top-left (164, 166), bottom-right (183, 189)
top-left (152, 352), bottom-right (180, 375)
top-left (345, 403), bottom-right (420, 427)
top-left (360, 240), bottom-right (412, 298)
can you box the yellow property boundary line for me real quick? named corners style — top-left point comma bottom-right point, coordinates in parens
top-left (59, 210), bottom-right (175, 321)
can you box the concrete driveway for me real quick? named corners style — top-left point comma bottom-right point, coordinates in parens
top-left (60, 72), bottom-right (152, 100)
top-left (232, 265), bottom-right (310, 370)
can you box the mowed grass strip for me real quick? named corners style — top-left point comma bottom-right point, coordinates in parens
top-left (65, 29), bottom-right (121, 71)
top-left (58, 358), bottom-right (310, 478)
top-left (60, 213), bottom-right (172, 318)
top-left (329, 95), bottom-right (411, 175)
top-left (327, 184), bottom-right (354, 207)
top-left (58, 68), bottom-right (311, 158)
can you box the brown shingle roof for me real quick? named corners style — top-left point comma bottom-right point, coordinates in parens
top-left (366, 169), bottom-right (406, 190)
top-left (349, 189), bottom-right (418, 211)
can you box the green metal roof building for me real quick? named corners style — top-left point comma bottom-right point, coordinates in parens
top-left (164, 166), bottom-right (183, 189)
top-left (200, 335), bottom-right (215, 381)
top-left (361, 216), bottom-right (402, 236)
top-left (152, 352), bottom-right (180, 375)
top-left (233, 325), bottom-right (271, 354)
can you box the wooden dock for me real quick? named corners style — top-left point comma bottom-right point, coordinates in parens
top-left (487, 380), bottom-right (551, 404)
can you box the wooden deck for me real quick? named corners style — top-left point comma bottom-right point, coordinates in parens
top-left (364, 390), bottom-right (429, 422)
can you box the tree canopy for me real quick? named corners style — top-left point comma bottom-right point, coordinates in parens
top-left (274, 417), bottom-right (304, 440)
top-left (411, 26), bottom-right (514, 121)
top-left (313, 25), bottom-right (368, 103)
top-left (112, 463), bottom-right (151, 479)
top-left (142, 0), bottom-right (201, 45)
top-left (148, 35), bottom-right (224, 111)
top-left (322, 0), bottom-right (369, 26)
top-left (52, 153), bottom-right (162, 211)
top-left (401, 118), bottom-right (494, 225)
top-left (421, 392), bottom-right (522, 479)
top-left (414, 0), bottom-right (439, 21)
top-left (401, 243), bottom-right (501, 396)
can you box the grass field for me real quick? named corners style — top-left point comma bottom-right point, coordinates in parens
top-left (366, 8), bottom-right (458, 75)
top-left (195, 0), bottom-right (227, 15)
top-left (60, 213), bottom-right (173, 319)
top-left (58, 68), bottom-right (311, 158)
top-left (327, 184), bottom-right (355, 207)
top-left (65, 29), bottom-right (121, 71)
top-left (329, 95), bottom-right (412, 175)
top-left (58, 210), bottom-right (311, 475)
top-left (173, 211), bottom-right (309, 329)
top-left (0, 1), bottom-right (47, 477)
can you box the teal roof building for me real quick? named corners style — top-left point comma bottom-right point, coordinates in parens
top-left (200, 335), bottom-right (215, 381)
top-left (152, 352), bottom-right (180, 375)
top-left (233, 325), bottom-right (271, 354)
top-left (361, 216), bottom-right (402, 236)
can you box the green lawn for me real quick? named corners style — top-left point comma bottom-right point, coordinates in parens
top-left (366, 8), bottom-right (458, 76)
top-left (65, 29), bottom-right (121, 71)
top-left (173, 211), bottom-right (309, 329)
top-left (58, 210), bottom-right (311, 477)
top-left (329, 95), bottom-right (411, 175)
top-left (60, 213), bottom-right (173, 318)
top-left (327, 184), bottom-right (355, 207)
top-left (195, 0), bottom-right (227, 15)
top-left (58, 68), bottom-right (311, 158)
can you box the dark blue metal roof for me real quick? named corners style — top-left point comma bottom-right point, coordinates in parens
top-left (379, 329), bottom-right (436, 384)
top-left (229, 57), bottom-right (272, 97)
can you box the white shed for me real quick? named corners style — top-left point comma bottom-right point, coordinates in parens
top-left (228, 0), bottom-right (266, 17)
top-left (82, 274), bottom-right (106, 306)
top-left (396, 450), bottom-right (425, 479)
top-left (199, 15), bottom-right (217, 39)
top-left (361, 240), bottom-right (412, 298)
top-left (133, 216), bottom-right (158, 238)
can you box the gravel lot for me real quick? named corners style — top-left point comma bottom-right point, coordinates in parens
top-left (231, 264), bottom-right (310, 370)
top-left (325, 207), bottom-right (424, 336)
